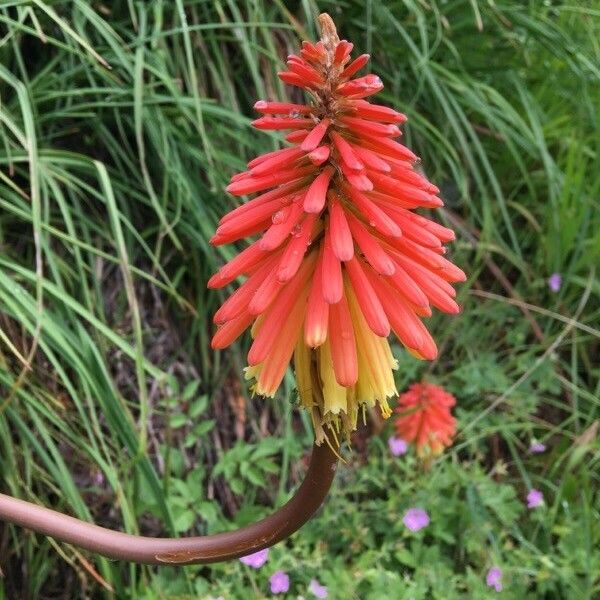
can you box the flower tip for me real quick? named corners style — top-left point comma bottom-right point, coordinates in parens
top-left (389, 224), bottom-right (402, 238)
top-left (257, 238), bottom-right (272, 252)
top-left (253, 100), bottom-right (267, 111)
top-left (336, 370), bottom-right (359, 388)
top-left (455, 268), bottom-right (467, 281)
top-left (323, 287), bottom-right (343, 305)
top-left (406, 347), bottom-right (425, 360)
top-left (448, 302), bottom-right (461, 315)
top-left (308, 146), bottom-right (330, 165)
top-left (305, 333), bottom-right (326, 349)
top-left (207, 273), bottom-right (223, 288)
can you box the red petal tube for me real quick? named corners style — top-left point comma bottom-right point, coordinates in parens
top-left (351, 100), bottom-right (407, 123)
top-left (301, 118), bottom-right (331, 152)
top-left (328, 194), bottom-right (354, 262)
top-left (345, 257), bottom-right (390, 337)
top-left (250, 147), bottom-right (305, 176)
top-left (226, 165), bottom-right (315, 196)
top-left (304, 246), bottom-right (329, 348)
top-left (321, 231), bottom-right (343, 304)
top-left (340, 115), bottom-right (400, 138)
top-left (345, 186), bottom-right (402, 238)
top-left (308, 146), bottom-right (331, 165)
top-left (337, 75), bottom-right (384, 98)
top-left (331, 131), bottom-right (364, 171)
top-left (328, 293), bottom-right (358, 386)
top-left (334, 40), bottom-right (354, 64)
top-left (277, 214), bottom-right (318, 282)
top-left (254, 100), bottom-right (312, 114)
top-left (304, 166), bottom-right (335, 213)
top-left (341, 54), bottom-right (369, 79)
top-left (252, 116), bottom-right (314, 130)
top-left (248, 256), bottom-right (316, 364)
top-left (346, 213), bottom-right (395, 276)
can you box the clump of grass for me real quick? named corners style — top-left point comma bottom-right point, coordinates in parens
top-left (0, 1), bottom-right (598, 597)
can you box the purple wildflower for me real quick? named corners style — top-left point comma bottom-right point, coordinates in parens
top-left (308, 578), bottom-right (328, 599)
top-left (486, 567), bottom-right (503, 592)
top-left (388, 436), bottom-right (408, 457)
top-left (548, 273), bottom-right (562, 293)
top-left (402, 507), bottom-right (430, 532)
top-left (239, 548), bottom-right (269, 568)
top-left (529, 441), bottom-right (546, 454)
top-left (270, 571), bottom-right (290, 594)
top-left (526, 489), bottom-right (544, 509)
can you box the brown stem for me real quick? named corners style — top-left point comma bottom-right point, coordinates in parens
top-left (0, 442), bottom-right (337, 565)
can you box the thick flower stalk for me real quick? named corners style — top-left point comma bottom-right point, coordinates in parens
top-left (210, 14), bottom-right (465, 442)
top-left (394, 382), bottom-right (457, 456)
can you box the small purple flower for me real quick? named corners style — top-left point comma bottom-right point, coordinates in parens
top-left (270, 571), bottom-right (290, 594)
top-left (526, 489), bottom-right (544, 509)
top-left (529, 441), bottom-right (546, 454)
top-left (548, 273), bottom-right (562, 293)
top-left (308, 578), bottom-right (328, 599)
top-left (402, 507), bottom-right (430, 532)
top-left (388, 436), bottom-right (408, 457)
top-left (239, 548), bottom-right (269, 568)
top-left (486, 566), bottom-right (503, 592)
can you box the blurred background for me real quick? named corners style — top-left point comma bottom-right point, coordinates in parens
top-left (0, 1), bottom-right (598, 598)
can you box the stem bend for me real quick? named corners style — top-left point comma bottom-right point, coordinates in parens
top-left (0, 442), bottom-right (337, 565)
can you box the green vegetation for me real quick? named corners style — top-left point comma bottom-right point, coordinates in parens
top-left (0, 1), bottom-right (598, 598)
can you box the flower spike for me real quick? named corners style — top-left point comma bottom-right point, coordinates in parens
top-left (210, 13), bottom-right (465, 442)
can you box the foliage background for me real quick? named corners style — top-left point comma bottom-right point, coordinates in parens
top-left (0, 0), bottom-right (598, 598)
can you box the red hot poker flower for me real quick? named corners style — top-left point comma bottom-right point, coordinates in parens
top-left (394, 382), bottom-right (457, 456)
top-left (209, 14), bottom-right (465, 442)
